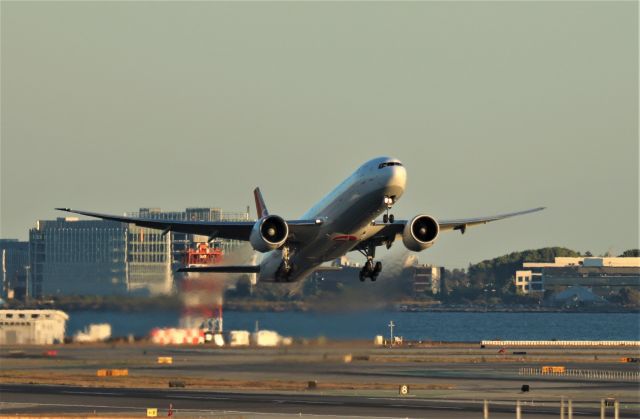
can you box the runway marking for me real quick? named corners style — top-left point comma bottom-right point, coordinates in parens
top-left (170, 395), bottom-right (230, 400)
top-left (61, 390), bottom-right (124, 396)
top-left (0, 401), bottom-right (138, 410)
top-left (173, 409), bottom-right (421, 419)
top-left (295, 401), bottom-right (345, 405)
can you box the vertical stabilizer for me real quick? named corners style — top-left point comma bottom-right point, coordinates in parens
top-left (254, 187), bottom-right (269, 219)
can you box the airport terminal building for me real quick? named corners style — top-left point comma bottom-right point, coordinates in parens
top-left (514, 257), bottom-right (640, 297)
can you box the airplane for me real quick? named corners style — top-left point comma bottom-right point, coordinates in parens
top-left (57, 156), bottom-right (544, 283)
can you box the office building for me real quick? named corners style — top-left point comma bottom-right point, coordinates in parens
top-left (28, 207), bottom-right (250, 297)
top-left (514, 256), bottom-right (640, 295)
top-left (29, 218), bottom-right (128, 297)
top-left (410, 264), bottom-right (441, 295)
top-left (0, 239), bottom-right (29, 300)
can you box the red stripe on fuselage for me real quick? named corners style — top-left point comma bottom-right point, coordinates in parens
top-left (333, 235), bottom-right (358, 241)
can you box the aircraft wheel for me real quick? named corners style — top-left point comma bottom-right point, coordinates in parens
top-left (364, 259), bottom-right (373, 272)
top-left (370, 274), bottom-right (378, 282)
top-left (359, 271), bottom-right (366, 282)
top-left (389, 214), bottom-right (395, 223)
top-left (374, 261), bottom-right (382, 274)
top-left (383, 214), bottom-right (389, 223)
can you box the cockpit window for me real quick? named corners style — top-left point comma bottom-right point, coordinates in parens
top-left (378, 162), bottom-right (403, 169)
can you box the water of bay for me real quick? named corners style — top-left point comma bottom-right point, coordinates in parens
top-left (66, 310), bottom-right (640, 342)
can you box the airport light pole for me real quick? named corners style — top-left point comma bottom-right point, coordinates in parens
top-left (388, 321), bottom-right (395, 345)
top-left (24, 265), bottom-right (30, 303)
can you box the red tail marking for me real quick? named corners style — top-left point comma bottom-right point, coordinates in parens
top-left (254, 187), bottom-right (268, 219)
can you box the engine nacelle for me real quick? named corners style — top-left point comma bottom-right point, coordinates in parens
top-left (249, 215), bottom-right (289, 253)
top-left (402, 215), bottom-right (440, 252)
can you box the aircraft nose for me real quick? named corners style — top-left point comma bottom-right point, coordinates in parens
top-left (388, 165), bottom-right (407, 189)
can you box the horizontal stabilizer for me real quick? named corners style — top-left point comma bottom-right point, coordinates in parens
top-left (178, 265), bottom-right (261, 273)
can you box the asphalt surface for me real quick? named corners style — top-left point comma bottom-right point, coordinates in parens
top-left (2, 343), bottom-right (639, 418)
top-left (1, 383), bottom-right (639, 418)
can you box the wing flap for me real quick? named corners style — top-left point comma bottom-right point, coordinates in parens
top-left (55, 208), bottom-right (322, 242)
top-left (178, 265), bottom-right (260, 273)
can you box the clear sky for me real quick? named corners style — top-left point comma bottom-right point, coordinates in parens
top-left (1, 1), bottom-right (638, 268)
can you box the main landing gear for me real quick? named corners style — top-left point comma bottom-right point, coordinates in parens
top-left (276, 246), bottom-right (293, 282)
top-left (382, 196), bottom-right (395, 224)
top-left (358, 244), bottom-right (382, 282)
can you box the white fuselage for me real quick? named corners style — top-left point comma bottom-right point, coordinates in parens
top-left (259, 157), bottom-right (407, 282)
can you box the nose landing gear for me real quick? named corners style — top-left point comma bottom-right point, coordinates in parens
top-left (358, 244), bottom-right (382, 282)
top-left (382, 196), bottom-right (395, 224)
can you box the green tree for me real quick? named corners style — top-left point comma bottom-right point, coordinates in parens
top-left (467, 247), bottom-right (581, 296)
top-left (618, 249), bottom-right (640, 257)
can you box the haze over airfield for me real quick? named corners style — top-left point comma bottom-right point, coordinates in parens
top-left (1, 2), bottom-right (637, 268)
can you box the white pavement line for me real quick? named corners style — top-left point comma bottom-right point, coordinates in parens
top-left (61, 391), bottom-right (124, 396)
top-left (170, 395), bottom-right (230, 400)
top-left (172, 409), bottom-right (418, 419)
top-left (295, 401), bottom-right (344, 405)
top-left (0, 401), bottom-right (137, 410)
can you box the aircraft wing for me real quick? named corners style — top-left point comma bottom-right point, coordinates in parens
top-left (360, 206), bottom-right (545, 248)
top-left (55, 208), bottom-right (319, 242)
top-left (437, 206), bottom-right (546, 233)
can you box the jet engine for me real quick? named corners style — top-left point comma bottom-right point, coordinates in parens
top-left (402, 215), bottom-right (440, 251)
top-left (249, 215), bottom-right (289, 252)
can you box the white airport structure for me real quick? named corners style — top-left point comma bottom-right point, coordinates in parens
top-left (482, 340), bottom-right (640, 347)
top-left (515, 257), bottom-right (640, 295)
top-left (228, 330), bottom-right (251, 346)
top-left (251, 330), bottom-right (282, 347)
top-left (0, 309), bottom-right (68, 345)
top-left (149, 326), bottom-right (290, 347)
top-left (74, 323), bottom-right (112, 343)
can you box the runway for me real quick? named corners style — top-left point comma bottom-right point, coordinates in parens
top-left (2, 343), bottom-right (639, 418)
top-left (1, 383), bottom-right (638, 418)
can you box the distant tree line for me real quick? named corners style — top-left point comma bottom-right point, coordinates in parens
top-left (11, 248), bottom-right (638, 311)
top-left (439, 247), bottom-right (640, 307)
